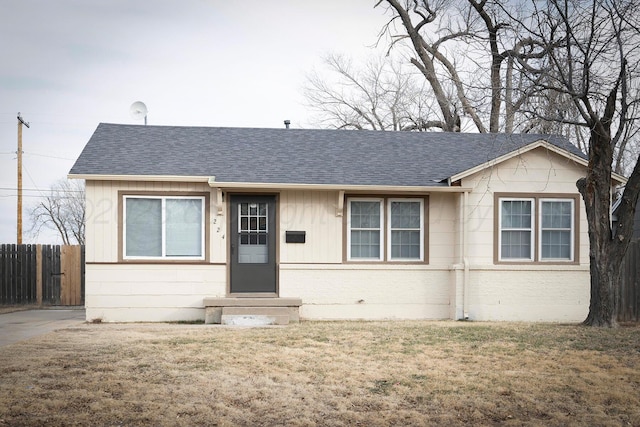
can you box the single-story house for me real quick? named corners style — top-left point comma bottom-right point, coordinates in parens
top-left (68, 123), bottom-right (626, 323)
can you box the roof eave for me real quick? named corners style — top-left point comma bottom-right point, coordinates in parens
top-left (447, 140), bottom-right (627, 185)
top-left (67, 174), bottom-right (211, 183)
top-left (207, 179), bottom-right (472, 193)
top-left (68, 173), bottom-right (473, 192)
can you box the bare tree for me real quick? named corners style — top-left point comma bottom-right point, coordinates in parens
top-left (305, 53), bottom-right (445, 130)
top-left (306, 1), bottom-right (558, 135)
top-left (514, 0), bottom-right (640, 326)
top-left (30, 179), bottom-right (85, 245)
top-left (374, 0), bottom-right (640, 326)
top-left (377, 0), bottom-right (549, 133)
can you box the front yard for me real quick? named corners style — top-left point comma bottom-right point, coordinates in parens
top-left (0, 320), bottom-right (638, 426)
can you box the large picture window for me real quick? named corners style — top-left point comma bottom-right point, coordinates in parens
top-left (498, 195), bottom-right (576, 263)
top-left (124, 195), bottom-right (205, 260)
top-left (347, 197), bottom-right (425, 262)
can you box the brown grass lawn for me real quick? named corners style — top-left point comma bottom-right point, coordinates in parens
top-left (0, 321), bottom-right (639, 426)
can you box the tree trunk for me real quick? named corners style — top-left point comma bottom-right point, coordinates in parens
top-left (582, 251), bottom-right (619, 327)
top-left (579, 174), bottom-right (619, 327)
top-left (577, 121), bottom-right (619, 327)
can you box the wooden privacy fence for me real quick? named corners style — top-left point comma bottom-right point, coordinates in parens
top-left (619, 239), bottom-right (640, 322)
top-left (0, 244), bottom-right (84, 306)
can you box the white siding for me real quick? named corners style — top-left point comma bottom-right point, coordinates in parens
top-left (466, 267), bottom-right (589, 321)
top-left (279, 265), bottom-right (451, 320)
top-left (85, 264), bottom-right (226, 322)
top-left (279, 190), bottom-right (342, 264)
top-left (429, 192), bottom-right (457, 267)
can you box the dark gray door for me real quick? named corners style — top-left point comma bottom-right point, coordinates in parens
top-left (230, 195), bottom-right (276, 294)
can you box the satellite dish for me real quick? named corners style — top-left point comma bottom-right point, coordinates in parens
top-left (130, 101), bottom-right (148, 125)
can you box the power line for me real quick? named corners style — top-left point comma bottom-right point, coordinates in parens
top-left (0, 151), bottom-right (76, 160)
top-left (24, 152), bottom-right (76, 161)
top-left (0, 193), bottom-right (75, 199)
top-left (22, 164), bottom-right (46, 199)
top-left (0, 186), bottom-right (84, 193)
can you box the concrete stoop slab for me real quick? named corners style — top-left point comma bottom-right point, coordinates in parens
top-left (220, 314), bottom-right (290, 326)
top-left (221, 307), bottom-right (291, 325)
top-left (204, 297), bottom-right (301, 325)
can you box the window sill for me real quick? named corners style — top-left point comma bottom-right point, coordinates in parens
top-left (118, 259), bottom-right (210, 264)
top-left (495, 260), bottom-right (579, 266)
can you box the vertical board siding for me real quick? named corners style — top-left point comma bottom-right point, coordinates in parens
top-left (0, 244), bottom-right (84, 306)
top-left (619, 240), bottom-right (640, 322)
top-left (61, 245), bottom-right (82, 306)
top-left (0, 244), bottom-right (37, 304)
top-left (279, 190), bottom-right (342, 264)
top-left (42, 245), bottom-right (61, 305)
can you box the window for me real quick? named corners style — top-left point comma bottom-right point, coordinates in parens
top-left (348, 199), bottom-right (383, 260)
top-left (347, 197), bottom-right (425, 262)
top-left (124, 195), bottom-right (205, 260)
top-left (500, 199), bottom-right (534, 260)
top-left (498, 195), bottom-right (576, 262)
top-left (540, 199), bottom-right (573, 260)
top-left (389, 199), bottom-right (423, 260)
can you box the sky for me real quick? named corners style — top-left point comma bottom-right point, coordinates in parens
top-left (0, 0), bottom-right (391, 244)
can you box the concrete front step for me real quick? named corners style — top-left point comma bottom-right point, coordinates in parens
top-left (220, 307), bottom-right (292, 325)
top-left (203, 297), bottom-right (302, 307)
top-left (222, 306), bottom-right (291, 317)
top-left (204, 297), bottom-right (302, 325)
top-left (221, 314), bottom-right (290, 326)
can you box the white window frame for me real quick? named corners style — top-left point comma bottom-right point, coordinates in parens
top-left (538, 198), bottom-right (575, 262)
top-left (346, 198), bottom-right (384, 261)
top-left (498, 197), bottom-right (535, 262)
top-left (123, 195), bottom-right (205, 260)
top-left (498, 196), bottom-right (576, 263)
top-left (387, 198), bottom-right (424, 261)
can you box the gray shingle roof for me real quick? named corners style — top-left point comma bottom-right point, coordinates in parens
top-left (69, 123), bottom-right (586, 187)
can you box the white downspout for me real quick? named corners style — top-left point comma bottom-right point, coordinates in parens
top-left (462, 191), bottom-right (470, 320)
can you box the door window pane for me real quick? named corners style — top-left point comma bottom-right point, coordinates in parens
top-left (238, 202), bottom-right (268, 263)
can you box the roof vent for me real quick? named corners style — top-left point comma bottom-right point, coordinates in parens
top-left (284, 120), bottom-right (290, 129)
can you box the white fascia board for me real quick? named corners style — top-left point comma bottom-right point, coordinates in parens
top-left (448, 140), bottom-right (627, 185)
top-left (67, 174), bottom-right (473, 193)
top-left (208, 178), bottom-right (471, 193)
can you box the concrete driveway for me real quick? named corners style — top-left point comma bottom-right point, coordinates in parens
top-left (0, 309), bottom-right (86, 347)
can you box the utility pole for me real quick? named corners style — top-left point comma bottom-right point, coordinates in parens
top-left (17, 113), bottom-right (29, 244)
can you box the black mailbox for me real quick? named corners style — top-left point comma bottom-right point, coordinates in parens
top-left (285, 231), bottom-right (306, 243)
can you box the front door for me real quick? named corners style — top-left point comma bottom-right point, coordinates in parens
top-left (230, 195), bottom-right (277, 294)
